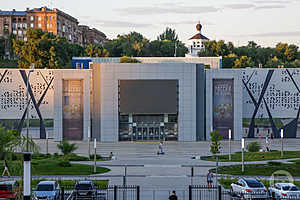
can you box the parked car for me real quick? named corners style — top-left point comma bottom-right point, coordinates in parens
top-left (269, 183), bottom-right (300, 199)
top-left (0, 181), bottom-right (21, 199)
top-left (33, 181), bottom-right (60, 200)
top-left (230, 178), bottom-right (269, 199)
top-left (74, 181), bottom-right (97, 200)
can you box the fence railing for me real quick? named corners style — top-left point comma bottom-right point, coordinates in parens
top-left (60, 185), bottom-right (139, 200)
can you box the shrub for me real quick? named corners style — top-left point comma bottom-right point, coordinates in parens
top-left (267, 161), bottom-right (282, 166)
top-left (32, 153), bottom-right (51, 160)
top-left (246, 141), bottom-right (261, 152)
top-left (210, 130), bottom-right (222, 155)
top-left (89, 154), bottom-right (103, 160)
top-left (57, 140), bottom-right (78, 155)
top-left (53, 153), bottom-right (59, 158)
top-left (65, 153), bottom-right (89, 161)
top-left (120, 56), bottom-right (141, 63)
top-left (58, 159), bottom-right (71, 167)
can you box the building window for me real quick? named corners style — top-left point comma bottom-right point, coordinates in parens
top-left (18, 30), bottom-right (22, 36)
top-left (23, 23), bottom-right (27, 29)
top-left (4, 18), bottom-right (9, 24)
top-left (30, 23), bottom-right (34, 28)
top-left (12, 23), bottom-right (16, 30)
top-left (38, 23), bottom-right (41, 28)
top-left (17, 23), bottom-right (21, 29)
top-left (49, 16), bottom-right (52, 21)
top-left (30, 16), bottom-right (34, 21)
top-left (38, 16), bottom-right (41, 21)
top-left (13, 30), bottom-right (17, 35)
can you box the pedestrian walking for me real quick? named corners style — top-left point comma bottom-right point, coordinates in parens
top-left (206, 170), bottom-right (213, 188)
top-left (157, 141), bottom-right (164, 155)
top-left (168, 191), bottom-right (178, 200)
top-left (265, 136), bottom-right (270, 152)
top-left (2, 160), bottom-right (10, 177)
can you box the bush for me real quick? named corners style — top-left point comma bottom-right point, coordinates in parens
top-left (120, 56), bottom-right (141, 63)
top-left (53, 153), bottom-right (59, 158)
top-left (246, 142), bottom-right (261, 152)
top-left (58, 159), bottom-right (71, 167)
top-left (89, 154), bottom-right (103, 160)
top-left (268, 161), bottom-right (282, 166)
top-left (57, 140), bottom-right (78, 155)
top-left (65, 154), bottom-right (89, 161)
top-left (32, 153), bottom-right (51, 160)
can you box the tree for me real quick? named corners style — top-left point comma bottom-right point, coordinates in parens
top-left (0, 125), bottom-right (39, 159)
top-left (85, 44), bottom-right (109, 57)
top-left (14, 28), bottom-right (82, 69)
top-left (0, 36), bottom-right (5, 59)
top-left (57, 140), bottom-right (78, 155)
top-left (210, 130), bottom-right (222, 156)
top-left (233, 56), bottom-right (254, 68)
top-left (147, 39), bottom-right (187, 57)
top-left (157, 27), bottom-right (179, 42)
top-left (105, 32), bottom-right (149, 57)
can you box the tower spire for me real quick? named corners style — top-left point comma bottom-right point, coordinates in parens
top-left (196, 21), bottom-right (202, 34)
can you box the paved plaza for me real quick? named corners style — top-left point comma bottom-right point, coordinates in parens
top-left (32, 139), bottom-right (300, 199)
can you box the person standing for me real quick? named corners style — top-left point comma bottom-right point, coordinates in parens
top-left (168, 191), bottom-right (178, 200)
top-left (2, 160), bottom-right (10, 177)
top-left (206, 170), bottom-right (213, 188)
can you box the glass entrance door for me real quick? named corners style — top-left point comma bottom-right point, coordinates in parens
top-left (154, 127), bottom-right (160, 140)
top-left (137, 127), bottom-right (143, 140)
top-left (148, 127), bottom-right (154, 140)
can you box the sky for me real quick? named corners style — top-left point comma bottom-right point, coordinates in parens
top-left (2, 0), bottom-right (300, 47)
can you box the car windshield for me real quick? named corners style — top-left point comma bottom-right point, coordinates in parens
top-left (75, 184), bottom-right (92, 190)
top-left (245, 180), bottom-right (264, 188)
top-left (0, 185), bottom-right (12, 191)
top-left (36, 185), bottom-right (54, 191)
top-left (282, 186), bottom-right (299, 191)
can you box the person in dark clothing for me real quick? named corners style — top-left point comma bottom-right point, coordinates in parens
top-left (169, 190), bottom-right (178, 200)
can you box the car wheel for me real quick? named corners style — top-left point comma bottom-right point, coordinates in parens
top-left (230, 187), bottom-right (235, 197)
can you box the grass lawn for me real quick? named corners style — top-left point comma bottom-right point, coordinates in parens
top-left (212, 162), bottom-right (300, 177)
top-left (203, 151), bottom-right (300, 162)
top-left (219, 177), bottom-right (300, 189)
top-left (0, 159), bottom-right (110, 176)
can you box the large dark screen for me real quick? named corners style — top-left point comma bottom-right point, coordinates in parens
top-left (119, 80), bottom-right (178, 114)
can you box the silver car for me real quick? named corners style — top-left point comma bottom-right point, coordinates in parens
top-left (269, 183), bottom-right (300, 199)
top-left (230, 178), bottom-right (269, 199)
top-left (33, 181), bottom-right (60, 200)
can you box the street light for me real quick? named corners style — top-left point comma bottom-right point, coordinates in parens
top-left (94, 138), bottom-right (97, 173)
top-left (281, 129), bottom-right (284, 158)
top-left (26, 65), bottom-right (34, 152)
top-left (229, 129), bottom-right (232, 161)
top-left (241, 138), bottom-right (245, 173)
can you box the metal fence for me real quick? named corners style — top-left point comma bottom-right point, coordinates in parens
top-left (189, 185), bottom-right (300, 200)
top-left (61, 185), bottom-right (139, 200)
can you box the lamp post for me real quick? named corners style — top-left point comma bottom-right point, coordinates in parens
top-left (281, 129), bottom-right (284, 158)
top-left (26, 66), bottom-right (34, 152)
top-left (46, 131), bottom-right (48, 154)
top-left (242, 138), bottom-right (245, 173)
top-left (23, 153), bottom-right (31, 200)
top-left (229, 129), bottom-right (232, 161)
top-left (94, 139), bottom-right (97, 173)
top-left (88, 128), bottom-right (91, 159)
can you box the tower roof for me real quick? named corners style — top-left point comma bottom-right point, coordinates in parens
top-left (189, 33), bottom-right (209, 40)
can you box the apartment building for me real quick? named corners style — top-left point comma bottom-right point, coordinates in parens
top-left (0, 7), bottom-right (82, 45)
top-left (26, 7), bottom-right (82, 44)
top-left (79, 25), bottom-right (108, 46)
